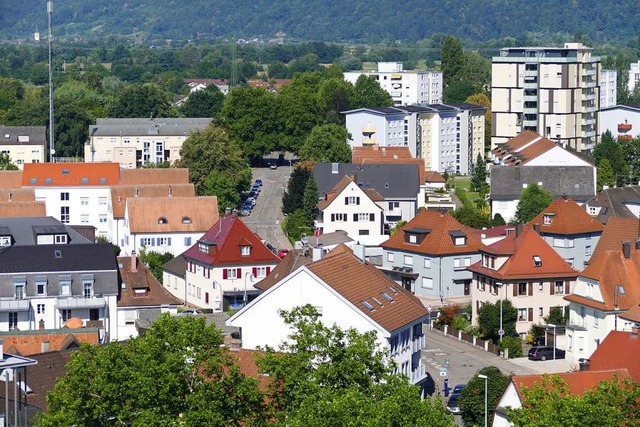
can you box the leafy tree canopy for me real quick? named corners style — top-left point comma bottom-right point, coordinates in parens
top-left (299, 124), bottom-right (351, 163)
top-left (0, 153), bottom-right (18, 170)
top-left (109, 83), bottom-right (175, 118)
top-left (478, 299), bottom-right (518, 344)
top-left (179, 85), bottom-right (225, 118)
top-left (441, 35), bottom-right (464, 87)
top-left (514, 183), bottom-right (553, 224)
top-left (458, 366), bottom-right (511, 427)
top-left (139, 249), bottom-right (174, 284)
top-left (351, 75), bottom-right (393, 109)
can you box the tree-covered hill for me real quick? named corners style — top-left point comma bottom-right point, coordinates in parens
top-left (3, 0), bottom-right (640, 45)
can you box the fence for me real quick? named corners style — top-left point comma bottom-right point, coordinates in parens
top-left (431, 322), bottom-right (502, 356)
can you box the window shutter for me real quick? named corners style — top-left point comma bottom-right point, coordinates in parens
top-left (353, 213), bottom-right (359, 222)
top-left (205, 292), bottom-right (209, 304)
top-left (528, 307), bottom-right (533, 321)
top-left (513, 284), bottom-right (517, 297)
top-left (167, 237), bottom-right (172, 246)
top-left (266, 267), bottom-right (271, 275)
top-left (528, 283), bottom-right (533, 296)
top-left (550, 283), bottom-right (555, 295)
top-left (369, 213), bottom-right (375, 221)
top-left (331, 213), bottom-right (335, 222)
top-left (223, 269), bottom-right (228, 280)
top-left (565, 282), bottom-right (570, 294)
top-left (356, 197), bottom-right (360, 205)
top-left (237, 268), bottom-right (241, 278)
top-left (252, 267), bottom-right (257, 276)
top-left (345, 197), bottom-right (348, 205)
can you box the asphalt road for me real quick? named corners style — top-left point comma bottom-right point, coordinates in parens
top-left (241, 165), bottom-right (293, 251)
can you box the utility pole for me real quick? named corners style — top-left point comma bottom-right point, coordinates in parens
top-left (47, 1), bottom-right (55, 163)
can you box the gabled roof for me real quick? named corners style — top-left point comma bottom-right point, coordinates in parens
top-left (317, 175), bottom-right (384, 211)
top-left (566, 246), bottom-right (640, 311)
top-left (586, 186), bottom-right (640, 223)
top-left (0, 243), bottom-right (117, 274)
top-left (529, 197), bottom-right (604, 235)
top-left (117, 256), bottom-right (182, 307)
top-left (111, 184), bottom-right (195, 219)
top-left (0, 188), bottom-right (35, 202)
top-left (254, 249), bottom-right (313, 292)
top-left (162, 254), bottom-right (186, 278)
top-left (424, 170), bottom-right (446, 183)
top-left (20, 350), bottom-right (73, 410)
top-left (305, 245), bottom-right (429, 333)
top-left (492, 131), bottom-right (559, 166)
top-left (126, 196), bottom-right (218, 233)
top-left (314, 163), bottom-right (420, 200)
top-left (182, 215), bottom-right (280, 266)
top-left (0, 201), bottom-right (47, 218)
top-left (490, 166), bottom-right (595, 201)
top-left (0, 216), bottom-right (91, 245)
top-left (468, 228), bottom-right (577, 280)
top-left (382, 210), bottom-right (484, 256)
top-left (0, 125), bottom-right (46, 146)
top-left (22, 163), bottom-right (120, 186)
top-left (592, 217), bottom-right (640, 258)
top-left (352, 147), bottom-right (428, 184)
top-left (589, 331), bottom-right (640, 382)
top-left (620, 304), bottom-right (640, 323)
top-left (117, 168), bottom-right (190, 186)
top-left (0, 171), bottom-right (23, 189)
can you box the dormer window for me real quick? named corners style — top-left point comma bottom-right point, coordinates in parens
top-left (404, 227), bottom-right (430, 244)
top-left (198, 242), bottom-right (210, 253)
top-left (182, 216), bottom-right (192, 224)
top-left (408, 234), bottom-right (417, 244)
top-left (533, 256), bottom-right (542, 267)
top-left (543, 214), bottom-right (554, 225)
top-left (158, 217), bottom-right (168, 224)
top-left (54, 234), bottom-right (68, 244)
top-left (0, 235), bottom-right (11, 247)
top-left (240, 245), bottom-right (251, 256)
top-left (450, 230), bottom-right (467, 246)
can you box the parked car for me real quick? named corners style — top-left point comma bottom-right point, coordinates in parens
top-left (265, 242), bottom-right (277, 255)
top-left (180, 308), bottom-right (203, 316)
top-left (446, 394), bottom-right (461, 414)
top-left (278, 248), bottom-right (290, 258)
top-left (251, 184), bottom-right (261, 193)
top-left (254, 179), bottom-right (263, 186)
top-left (249, 190), bottom-right (259, 198)
top-left (246, 197), bottom-right (256, 207)
top-left (240, 208), bottom-right (251, 216)
top-left (451, 384), bottom-right (466, 395)
top-left (528, 346), bottom-right (565, 361)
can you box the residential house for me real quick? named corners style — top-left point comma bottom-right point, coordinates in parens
top-left (227, 245), bottom-right (430, 386)
top-left (599, 104), bottom-right (640, 141)
top-left (468, 226), bottom-right (578, 338)
top-left (0, 125), bottom-right (46, 168)
top-left (165, 214), bottom-right (280, 312)
top-left (316, 175), bottom-right (385, 244)
top-left (0, 328), bottom-right (99, 356)
top-left (116, 253), bottom-right (181, 340)
top-left (184, 78), bottom-right (229, 95)
top-left (120, 196), bottom-right (219, 257)
top-left (492, 369), bottom-right (630, 427)
top-left (0, 216), bottom-right (92, 247)
top-left (380, 210), bottom-right (485, 303)
top-left (314, 163), bottom-right (420, 233)
top-left (253, 249), bottom-right (314, 293)
top-left (587, 330), bottom-right (640, 382)
top-left (0, 344), bottom-right (38, 423)
top-left (344, 62), bottom-right (442, 106)
top-left (528, 197), bottom-right (604, 269)
top-left (584, 185), bottom-right (640, 223)
top-left (85, 118), bottom-right (213, 167)
top-left (491, 43), bottom-right (600, 152)
top-left (564, 239), bottom-right (640, 363)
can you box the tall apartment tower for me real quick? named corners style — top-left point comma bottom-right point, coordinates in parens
top-left (491, 43), bottom-right (600, 153)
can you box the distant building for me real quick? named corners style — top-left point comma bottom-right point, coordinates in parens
top-left (344, 62), bottom-right (442, 106)
top-left (0, 126), bottom-right (46, 169)
top-left (600, 69), bottom-right (617, 109)
top-left (629, 60), bottom-right (640, 93)
top-left (599, 104), bottom-right (640, 141)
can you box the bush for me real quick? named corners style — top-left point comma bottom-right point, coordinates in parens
top-left (499, 336), bottom-right (523, 358)
top-left (465, 325), bottom-right (481, 337)
top-left (453, 315), bottom-right (469, 331)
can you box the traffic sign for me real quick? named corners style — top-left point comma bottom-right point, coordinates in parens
top-left (439, 368), bottom-right (447, 377)
top-left (314, 229), bottom-right (320, 237)
top-left (498, 329), bottom-right (505, 336)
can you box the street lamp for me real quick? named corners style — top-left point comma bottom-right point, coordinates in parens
top-left (478, 374), bottom-right (488, 427)
top-left (243, 272), bottom-right (255, 307)
top-left (548, 323), bottom-right (557, 360)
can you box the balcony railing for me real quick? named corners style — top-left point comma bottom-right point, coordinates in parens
top-left (412, 334), bottom-right (425, 353)
top-left (0, 299), bottom-right (30, 312)
top-left (410, 364), bottom-right (426, 384)
top-left (85, 320), bottom-right (104, 328)
top-left (57, 296), bottom-right (107, 309)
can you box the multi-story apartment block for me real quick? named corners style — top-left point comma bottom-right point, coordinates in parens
top-left (0, 126), bottom-right (46, 169)
top-left (344, 62), bottom-right (442, 106)
top-left (492, 43), bottom-right (600, 153)
top-left (599, 104), bottom-right (640, 141)
top-left (628, 61), bottom-right (640, 94)
top-left (600, 69), bottom-right (617, 109)
top-left (85, 118), bottom-right (213, 168)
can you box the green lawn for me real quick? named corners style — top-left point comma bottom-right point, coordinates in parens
top-left (452, 176), bottom-right (481, 207)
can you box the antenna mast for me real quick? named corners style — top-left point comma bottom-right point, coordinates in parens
top-left (47, 1), bottom-right (55, 163)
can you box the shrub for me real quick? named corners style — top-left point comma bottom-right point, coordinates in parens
top-left (499, 336), bottom-right (523, 358)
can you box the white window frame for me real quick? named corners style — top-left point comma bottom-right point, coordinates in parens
top-left (421, 277), bottom-right (433, 289)
top-left (226, 268), bottom-right (239, 279)
top-left (424, 258), bottom-right (431, 268)
top-left (60, 280), bottom-right (71, 296)
top-left (80, 197), bottom-right (89, 206)
top-left (240, 245), bottom-right (251, 256)
top-left (256, 266), bottom-right (267, 278)
top-left (403, 255), bottom-right (413, 266)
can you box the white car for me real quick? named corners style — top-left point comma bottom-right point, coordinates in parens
top-left (180, 308), bottom-right (203, 316)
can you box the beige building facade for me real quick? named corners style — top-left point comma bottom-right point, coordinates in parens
top-left (0, 126), bottom-right (46, 169)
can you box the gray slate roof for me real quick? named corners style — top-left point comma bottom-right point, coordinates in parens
top-left (490, 166), bottom-right (595, 201)
top-left (314, 163), bottom-right (420, 199)
top-left (0, 126), bottom-right (46, 146)
top-left (163, 254), bottom-right (186, 278)
top-left (0, 217), bottom-right (91, 245)
top-left (89, 118), bottom-right (213, 137)
top-left (585, 185), bottom-right (640, 223)
top-left (0, 244), bottom-right (117, 274)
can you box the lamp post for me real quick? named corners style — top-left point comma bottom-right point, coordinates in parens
top-left (243, 272), bottom-right (255, 307)
top-left (478, 374), bottom-right (488, 427)
top-left (548, 323), bottom-right (557, 359)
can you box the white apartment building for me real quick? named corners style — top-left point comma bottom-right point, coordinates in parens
top-left (85, 118), bottom-right (213, 168)
top-left (628, 61), bottom-right (640, 94)
top-left (344, 62), bottom-right (442, 106)
top-left (0, 126), bottom-right (46, 169)
top-left (492, 43), bottom-right (600, 152)
top-left (600, 69), bottom-right (617, 109)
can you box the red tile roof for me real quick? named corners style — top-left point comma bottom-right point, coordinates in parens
top-left (468, 228), bottom-right (578, 280)
top-left (0, 171), bottom-right (22, 189)
top-left (118, 168), bottom-right (190, 186)
top-left (0, 201), bottom-right (47, 217)
top-left (111, 184), bottom-right (195, 219)
top-left (22, 163), bottom-right (120, 186)
top-left (589, 331), bottom-right (640, 382)
top-left (529, 197), bottom-right (604, 235)
top-left (424, 170), bottom-right (446, 183)
top-left (0, 188), bottom-right (35, 202)
top-left (254, 249), bottom-right (313, 292)
top-left (127, 196), bottom-right (219, 233)
top-left (382, 210), bottom-right (485, 255)
top-left (620, 304), bottom-right (640, 323)
top-left (592, 217), bottom-right (640, 259)
top-left (117, 255), bottom-right (182, 307)
top-left (183, 215), bottom-right (280, 266)
top-left (306, 245), bottom-right (429, 333)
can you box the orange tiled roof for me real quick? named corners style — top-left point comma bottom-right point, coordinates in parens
top-left (620, 304), bottom-right (640, 323)
top-left (381, 210), bottom-right (485, 255)
top-left (352, 146), bottom-right (428, 184)
top-left (491, 131), bottom-right (558, 165)
top-left (111, 184), bottom-right (195, 219)
top-left (117, 256), bottom-right (182, 307)
top-left (424, 170), bottom-right (446, 183)
top-left (22, 163), bottom-right (120, 186)
top-left (592, 217), bottom-right (640, 259)
top-left (126, 196), bottom-right (219, 233)
top-left (0, 201), bottom-right (47, 217)
top-left (254, 249), bottom-right (313, 291)
top-left (589, 331), bottom-right (640, 382)
top-left (529, 197), bottom-right (604, 235)
top-left (468, 228), bottom-right (577, 280)
top-left (118, 168), bottom-right (190, 186)
top-left (306, 245), bottom-right (429, 333)
top-left (0, 171), bottom-right (22, 189)
top-left (0, 188), bottom-right (35, 202)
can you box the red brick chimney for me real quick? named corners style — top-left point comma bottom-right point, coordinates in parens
top-left (131, 250), bottom-right (138, 273)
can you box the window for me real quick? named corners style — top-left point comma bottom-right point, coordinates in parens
top-left (386, 252), bottom-right (393, 262)
top-left (60, 206), bottom-right (70, 224)
top-left (157, 237), bottom-right (170, 246)
top-left (61, 309), bottom-right (71, 322)
top-left (240, 245), bottom-right (251, 256)
top-left (586, 233), bottom-right (592, 240)
top-left (8, 312), bottom-right (18, 330)
top-left (60, 192), bottom-right (69, 201)
top-left (358, 230), bottom-right (369, 235)
top-left (533, 256), bottom-right (542, 267)
top-left (555, 281), bottom-right (565, 294)
top-left (184, 237), bottom-right (192, 246)
top-left (593, 310), bottom-right (599, 327)
top-left (538, 307), bottom-right (543, 316)
top-left (422, 277), bottom-right (433, 289)
top-left (345, 196), bottom-right (360, 205)
top-left (80, 214), bottom-right (89, 224)
top-left (408, 234), bottom-right (417, 243)
top-left (454, 236), bottom-right (466, 246)
top-left (388, 201), bottom-right (400, 209)
top-left (225, 268), bottom-right (239, 279)
top-left (99, 197), bottom-right (107, 205)
top-left (182, 217), bottom-right (192, 224)
top-left (55, 234), bottom-right (67, 244)
top-left (158, 217), bottom-right (168, 224)
top-left (355, 212), bottom-right (372, 222)
top-left (518, 308), bottom-right (527, 321)
top-left (36, 279), bottom-right (47, 295)
top-left (453, 257), bottom-right (471, 269)
top-left (60, 280), bottom-right (71, 296)
top-left (99, 214), bottom-right (107, 223)
top-left (83, 281), bottom-right (93, 298)
top-left (140, 237), bottom-right (153, 247)
top-left (255, 266), bottom-right (268, 277)
top-left (403, 255), bottom-right (413, 266)
top-left (81, 177), bottom-right (89, 184)
top-left (424, 258), bottom-right (431, 268)
top-left (543, 214), bottom-right (553, 225)
top-left (331, 213), bottom-right (347, 222)
top-left (517, 282), bottom-right (528, 296)
top-left (585, 245), bottom-right (592, 256)
top-left (37, 304), bottom-right (45, 315)
top-left (14, 283), bottom-right (25, 299)
top-left (80, 197), bottom-right (89, 206)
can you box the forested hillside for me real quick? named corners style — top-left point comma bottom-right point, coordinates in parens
top-left (3, 0), bottom-right (640, 44)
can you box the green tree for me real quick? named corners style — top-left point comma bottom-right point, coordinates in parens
top-left (257, 305), bottom-right (453, 426)
top-left (302, 174), bottom-right (319, 227)
top-left (498, 335), bottom-right (523, 358)
top-left (110, 83), bottom-right (174, 118)
top-left (276, 77), bottom-right (323, 153)
top-left (96, 236), bottom-right (121, 256)
top-left (282, 163), bottom-right (312, 215)
top-left (139, 249), bottom-right (174, 284)
top-left (36, 314), bottom-right (266, 426)
top-left (492, 213), bottom-right (506, 226)
top-left (317, 77), bottom-right (354, 124)
top-left (390, 220), bottom-right (407, 236)
top-left (284, 209), bottom-right (313, 242)
top-left (451, 206), bottom-right (491, 229)
top-left (0, 77), bottom-right (24, 110)
top-left (175, 124), bottom-right (251, 199)
top-left (470, 154), bottom-right (487, 192)
top-left (597, 158), bottom-right (616, 191)
top-left (180, 85), bottom-right (225, 118)
top-left (459, 367), bottom-right (511, 427)
top-left (478, 299), bottom-right (518, 344)
top-left (299, 124), bottom-right (351, 163)
top-left (544, 306), bottom-right (568, 326)
top-left (0, 153), bottom-right (18, 170)
top-left (514, 183), bottom-right (553, 224)
top-left (441, 35), bottom-right (464, 88)
top-left (593, 130), bottom-right (628, 186)
top-left (351, 75), bottom-right (393, 109)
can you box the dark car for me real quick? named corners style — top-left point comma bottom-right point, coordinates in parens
top-left (452, 384), bottom-right (466, 395)
top-left (446, 394), bottom-right (461, 414)
top-left (254, 179), bottom-right (263, 186)
top-left (528, 346), bottom-right (565, 361)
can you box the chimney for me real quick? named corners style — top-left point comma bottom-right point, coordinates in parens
top-left (533, 223), bottom-right (541, 234)
top-left (578, 358), bottom-right (590, 371)
top-left (516, 223), bottom-right (523, 237)
top-left (312, 247), bottom-right (324, 262)
top-left (225, 207), bottom-right (232, 216)
top-left (353, 243), bottom-right (366, 263)
top-left (632, 326), bottom-right (639, 336)
top-left (131, 250), bottom-right (138, 273)
top-left (623, 241), bottom-right (631, 259)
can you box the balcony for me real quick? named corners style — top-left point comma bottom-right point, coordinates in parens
top-left (362, 125), bottom-right (376, 134)
top-left (412, 334), bottom-right (425, 353)
top-left (361, 137), bottom-right (377, 145)
top-left (0, 299), bottom-right (30, 312)
top-left (85, 320), bottom-right (104, 328)
top-left (410, 364), bottom-right (427, 384)
top-left (57, 296), bottom-right (107, 309)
